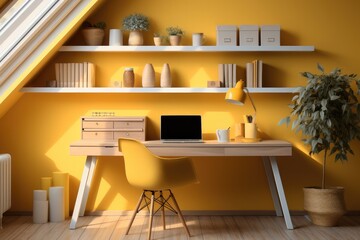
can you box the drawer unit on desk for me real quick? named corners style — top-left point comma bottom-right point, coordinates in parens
top-left (81, 116), bottom-right (146, 141)
top-left (82, 131), bottom-right (114, 140)
top-left (82, 121), bottom-right (114, 129)
top-left (114, 131), bottom-right (145, 141)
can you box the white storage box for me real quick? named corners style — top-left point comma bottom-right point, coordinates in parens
top-left (239, 25), bottom-right (259, 46)
top-left (261, 25), bottom-right (280, 46)
top-left (216, 25), bottom-right (237, 46)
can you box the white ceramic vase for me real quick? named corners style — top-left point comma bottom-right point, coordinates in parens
top-left (109, 29), bottom-right (123, 46)
top-left (142, 63), bottom-right (155, 87)
top-left (160, 63), bottom-right (172, 87)
top-left (128, 31), bottom-right (143, 46)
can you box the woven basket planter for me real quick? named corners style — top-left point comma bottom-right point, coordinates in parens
top-left (303, 187), bottom-right (346, 227)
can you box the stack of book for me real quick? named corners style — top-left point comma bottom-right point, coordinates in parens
top-left (218, 63), bottom-right (237, 88)
top-left (55, 62), bottom-right (95, 87)
top-left (246, 60), bottom-right (263, 88)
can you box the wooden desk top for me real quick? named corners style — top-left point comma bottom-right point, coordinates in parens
top-left (70, 140), bottom-right (292, 157)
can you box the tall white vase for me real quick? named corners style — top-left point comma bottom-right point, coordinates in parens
top-left (142, 63), bottom-right (155, 87)
top-left (160, 63), bottom-right (172, 87)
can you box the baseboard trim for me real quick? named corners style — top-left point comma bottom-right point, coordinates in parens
top-left (85, 210), bottom-right (306, 216)
top-left (5, 210), bottom-right (360, 217)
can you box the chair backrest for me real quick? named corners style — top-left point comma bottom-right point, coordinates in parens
top-left (118, 138), bottom-right (166, 189)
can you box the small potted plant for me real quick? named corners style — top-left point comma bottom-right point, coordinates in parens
top-left (82, 21), bottom-right (106, 46)
top-left (122, 13), bottom-right (149, 46)
top-left (153, 33), bottom-right (163, 46)
top-left (279, 64), bottom-right (360, 226)
top-left (166, 26), bottom-right (184, 46)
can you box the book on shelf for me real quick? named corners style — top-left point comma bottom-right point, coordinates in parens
top-left (55, 62), bottom-right (95, 88)
top-left (218, 63), bottom-right (237, 88)
top-left (246, 60), bottom-right (262, 88)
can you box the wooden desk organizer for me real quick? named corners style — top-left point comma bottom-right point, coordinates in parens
top-left (81, 116), bottom-right (146, 141)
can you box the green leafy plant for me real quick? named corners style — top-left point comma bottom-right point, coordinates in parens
top-left (82, 21), bottom-right (106, 29)
top-left (122, 13), bottom-right (149, 31)
top-left (279, 64), bottom-right (360, 189)
top-left (166, 26), bottom-right (184, 36)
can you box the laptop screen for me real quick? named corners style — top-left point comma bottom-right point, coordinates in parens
top-left (160, 115), bottom-right (202, 141)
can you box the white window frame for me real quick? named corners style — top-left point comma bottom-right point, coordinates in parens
top-left (0, 0), bottom-right (88, 95)
top-left (0, 0), bottom-right (59, 64)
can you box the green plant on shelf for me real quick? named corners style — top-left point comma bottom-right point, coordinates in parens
top-left (122, 13), bottom-right (149, 31)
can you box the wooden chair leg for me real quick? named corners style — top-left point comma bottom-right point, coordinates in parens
top-left (126, 191), bottom-right (145, 235)
top-left (169, 190), bottom-right (191, 237)
top-left (160, 190), bottom-right (166, 230)
top-left (147, 191), bottom-right (155, 240)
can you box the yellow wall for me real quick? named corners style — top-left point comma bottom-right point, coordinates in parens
top-left (1, 0), bottom-right (360, 213)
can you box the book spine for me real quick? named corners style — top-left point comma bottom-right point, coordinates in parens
top-left (246, 63), bottom-right (253, 88)
top-left (83, 62), bottom-right (88, 87)
top-left (232, 63), bottom-right (237, 86)
top-left (258, 60), bottom-right (263, 88)
top-left (218, 64), bottom-right (224, 87)
top-left (55, 63), bottom-right (60, 87)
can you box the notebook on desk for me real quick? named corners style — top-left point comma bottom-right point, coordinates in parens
top-left (160, 115), bottom-right (203, 143)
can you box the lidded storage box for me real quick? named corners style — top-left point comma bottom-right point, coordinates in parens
top-left (260, 25), bottom-right (280, 46)
top-left (239, 25), bottom-right (259, 46)
top-left (216, 25), bottom-right (237, 46)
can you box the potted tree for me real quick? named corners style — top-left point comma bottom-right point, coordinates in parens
top-left (280, 64), bottom-right (360, 226)
top-left (82, 21), bottom-right (106, 46)
top-left (122, 13), bottom-right (149, 46)
top-left (166, 26), bottom-right (184, 46)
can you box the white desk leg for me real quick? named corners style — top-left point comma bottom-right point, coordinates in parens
top-left (262, 157), bottom-right (283, 216)
top-left (70, 156), bottom-right (97, 229)
top-left (269, 156), bottom-right (294, 230)
top-left (79, 156), bottom-right (97, 217)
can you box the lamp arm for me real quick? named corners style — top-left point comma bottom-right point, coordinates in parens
top-left (244, 88), bottom-right (257, 115)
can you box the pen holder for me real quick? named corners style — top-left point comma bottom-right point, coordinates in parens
top-left (245, 123), bottom-right (257, 139)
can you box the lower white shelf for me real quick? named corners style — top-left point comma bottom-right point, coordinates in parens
top-left (21, 87), bottom-right (298, 93)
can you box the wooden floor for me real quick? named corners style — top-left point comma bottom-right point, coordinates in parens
top-left (1, 215), bottom-right (360, 240)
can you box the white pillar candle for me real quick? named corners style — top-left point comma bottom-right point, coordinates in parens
top-left (33, 200), bottom-right (48, 224)
top-left (33, 190), bottom-right (47, 201)
top-left (49, 186), bottom-right (65, 222)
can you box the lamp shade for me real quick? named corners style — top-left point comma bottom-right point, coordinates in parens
top-left (225, 80), bottom-right (246, 105)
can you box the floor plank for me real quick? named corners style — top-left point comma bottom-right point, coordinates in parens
top-left (0, 215), bottom-right (360, 239)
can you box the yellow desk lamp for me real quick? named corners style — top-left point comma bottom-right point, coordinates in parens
top-left (225, 80), bottom-right (257, 122)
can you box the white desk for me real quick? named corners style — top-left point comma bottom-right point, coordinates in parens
top-left (69, 139), bottom-right (294, 230)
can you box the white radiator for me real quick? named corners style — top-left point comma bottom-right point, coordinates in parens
top-left (0, 154), bottom-right (11, 229)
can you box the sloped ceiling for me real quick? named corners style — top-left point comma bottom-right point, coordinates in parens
top-left (0, 0), bottom-right (105, 118)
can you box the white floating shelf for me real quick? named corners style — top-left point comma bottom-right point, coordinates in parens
top-left (21, 87), bottom-right (298, 93)
top-left (59, 45), bottom-right (315, 52)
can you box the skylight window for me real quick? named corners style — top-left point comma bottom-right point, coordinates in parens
top-left (0, 0), bottom-right (59, 64)
top-left (0, 0), bottom-right (29, 32)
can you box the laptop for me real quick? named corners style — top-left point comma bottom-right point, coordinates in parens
top-left (160, 115), bottom-right (203, 142)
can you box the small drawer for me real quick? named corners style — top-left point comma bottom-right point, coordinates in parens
top-left (114, 121), bottom-right (145, 129)
top-left (83, 121), bottom-right (114, 129)
top-left (114, 131), bottom-right (145, 141)
top-left (82, 131), bottom-right (114, 140)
